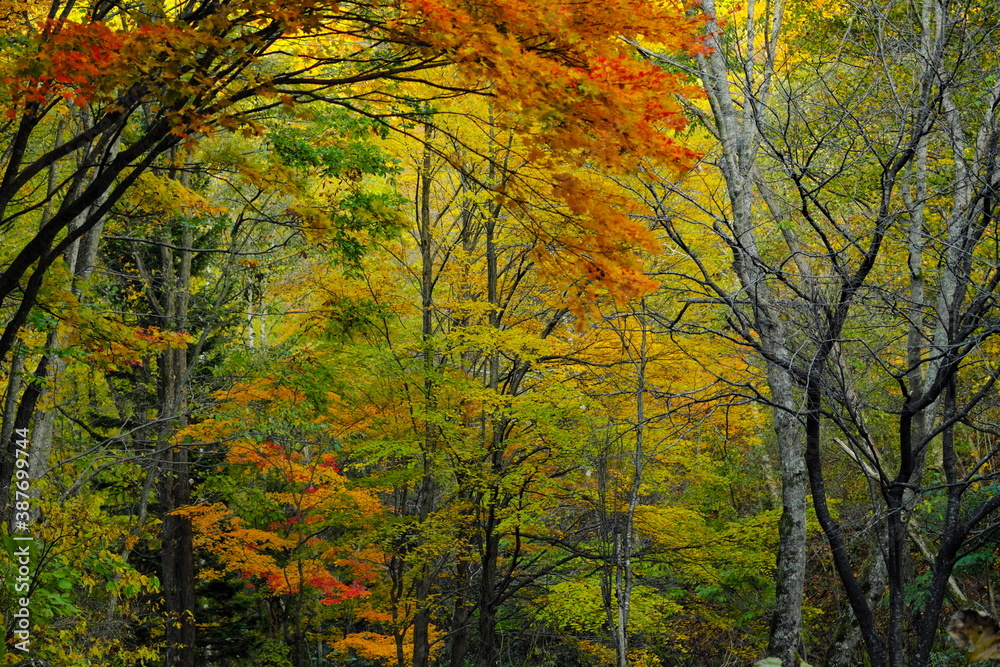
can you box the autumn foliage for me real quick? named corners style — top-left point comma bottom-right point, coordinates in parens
top-left (0, 0), bottom-right (703, 311)
top-left (0, 0), bottom-right (922, 665)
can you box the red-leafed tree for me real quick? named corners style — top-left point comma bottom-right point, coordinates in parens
top-left (173, 380), bottom-right (384, 667)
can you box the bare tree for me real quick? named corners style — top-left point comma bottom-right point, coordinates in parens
top-left (633, 1), bottom-right (808, 663)
top-left (637, 0), bottom-right (1000, 664)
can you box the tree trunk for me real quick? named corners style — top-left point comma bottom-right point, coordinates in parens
top-left (474, 527), bottom-right (500, 667)
top-left (449, 558), bottom-right (472, 667)
top-left (158, 208), bottom-right (196, 667)
top-left (411, 124), bottom-right (439, 667)
top-left (692, 5), bottom-right (807, 663)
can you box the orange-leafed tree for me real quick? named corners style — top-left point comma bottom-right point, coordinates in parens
top-left (172, 376), bottom-right (385, 667)
top-left (0, 0), bottom-right (703, 536)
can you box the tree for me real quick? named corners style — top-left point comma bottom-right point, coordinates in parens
top-left (639, 0), bottom-right (1000, 664)
top-left (329, 111), bottom-right (599, 667)
top-left (174, 376), bottom-right (382, 667)
top-left (628, 2), bottom-right (810, 663)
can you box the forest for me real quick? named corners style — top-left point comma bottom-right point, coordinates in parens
top-left (3, 0), bottom-right (1000, 665)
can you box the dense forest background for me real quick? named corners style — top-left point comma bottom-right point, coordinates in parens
top-left (2, 0), bottom-right (1000, 665)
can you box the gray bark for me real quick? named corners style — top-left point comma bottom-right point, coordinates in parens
top-left (693, 3), bottom-right (807, 664)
